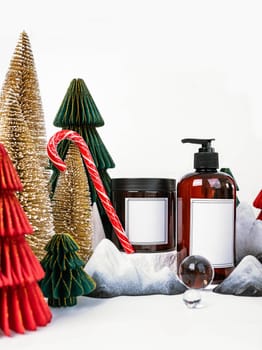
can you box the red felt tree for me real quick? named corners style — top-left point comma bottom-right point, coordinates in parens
top-left (253, 190), bottom-right (262, 220)
top-left (0, 143), bottom-right (52, 336)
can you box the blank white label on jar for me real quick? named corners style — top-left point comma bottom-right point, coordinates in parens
top-left (190, 198), bottom-right (235, 268)
top-left (125, 198), bottom-right (168, 245)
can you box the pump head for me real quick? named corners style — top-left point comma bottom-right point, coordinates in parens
top-left (181, 138), bottom-right (219, 170)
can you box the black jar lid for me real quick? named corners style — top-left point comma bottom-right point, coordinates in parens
top-left (111, 178), bottom-right (176, 192)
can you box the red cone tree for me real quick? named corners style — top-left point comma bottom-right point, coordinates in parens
top-left (0, 144), bottom-right (52, 336)
top-left (253, 190), bottom-right (262, 220)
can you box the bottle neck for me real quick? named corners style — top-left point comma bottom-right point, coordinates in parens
top-left (195, 168), bottom-right (217, 173)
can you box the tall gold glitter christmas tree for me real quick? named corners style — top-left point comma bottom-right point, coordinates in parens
top-left (0, 31), bottom-right (48, 175)
top-left (0, 93), bottom-right (54, 260)
top-left (52, 143), bottom-right (93, 263)
top-left (0, 32), bottom-right (54, 260)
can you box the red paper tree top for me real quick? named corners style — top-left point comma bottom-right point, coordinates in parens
top-left (0, 143), bottom-right (33, 237)
top-left (253, 190), bottom-right (262, 209)
top-left (0, 143), bottom-right (23, 192)
top-left (253, 190), bottom-right (262, 220)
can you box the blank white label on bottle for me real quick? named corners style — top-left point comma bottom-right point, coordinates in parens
top-left (125, 198), bottom-right (168, 245)
top-left (190, 198), bottom-right (234, 268)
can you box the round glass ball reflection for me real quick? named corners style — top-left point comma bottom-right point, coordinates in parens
top-left (178, 255), bottom-right (214, 290)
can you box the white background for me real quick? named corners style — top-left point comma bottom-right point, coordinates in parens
top-left (0, 3), bottom-right (262, 345)
top-left (0, 0), bottom-right (261, 207)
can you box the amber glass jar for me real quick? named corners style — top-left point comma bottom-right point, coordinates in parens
top-left (111, 178), bottom-right (176, 252)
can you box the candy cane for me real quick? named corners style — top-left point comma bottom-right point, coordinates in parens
top-left (47, 130), bottom-right (135, 254)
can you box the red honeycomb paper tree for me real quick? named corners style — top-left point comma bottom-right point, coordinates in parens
top-left (0, 144), bottom-right (52, 336)
top-left (253, 190), bottom-right (262, 220)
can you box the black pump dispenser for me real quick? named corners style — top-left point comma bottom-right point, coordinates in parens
top-left (182, 138), bottom-right (219, 170)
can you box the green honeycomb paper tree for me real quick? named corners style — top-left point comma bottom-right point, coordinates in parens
top-left (50, 78), bottom-right (115, 239)
top-left (220, 168), bottom-right (240, 206)
top-left (39, 233), bottom-right (96, 307)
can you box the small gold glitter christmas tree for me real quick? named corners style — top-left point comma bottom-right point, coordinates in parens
top-left (52, 143), bottom-right (93, 263)
top-left (0, 92), bottom-right (54, 260)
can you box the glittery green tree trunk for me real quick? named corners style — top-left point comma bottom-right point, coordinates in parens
top-left (50, 78), bottom-right (115, 239)
top-left (40, 233), bottom-right (96, 307)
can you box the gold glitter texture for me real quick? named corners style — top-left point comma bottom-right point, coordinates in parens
top-left (0, 92), bottom-right (54, 261)
top-left (0, 31), bottom-right (54, 260)
top-left (0, 31), bottom-right (49, 177)
top-left (52, 143), bottom-right (93, 263)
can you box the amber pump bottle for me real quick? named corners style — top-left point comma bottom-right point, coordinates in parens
top-left (177, 138), bottom-right (236, 283)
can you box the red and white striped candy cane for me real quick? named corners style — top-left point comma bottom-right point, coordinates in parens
top-left (47, 129), bottom-right (135, 254)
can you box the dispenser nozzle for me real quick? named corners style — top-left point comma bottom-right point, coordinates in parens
top-left (182, 138), bottom-right (215, 152)
top-left (181, 138), bottom-right (218, 170)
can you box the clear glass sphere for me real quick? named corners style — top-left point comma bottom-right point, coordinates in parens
top-left (178, 255), bottom-right (214, 289)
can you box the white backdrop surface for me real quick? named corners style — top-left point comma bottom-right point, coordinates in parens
top-left (1, 294), bottom-right (262, 350)
top-left (0, 0), bottom-right (261, 206)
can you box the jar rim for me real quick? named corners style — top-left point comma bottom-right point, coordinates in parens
top-left (111, 178), bottom-right (176, 192)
